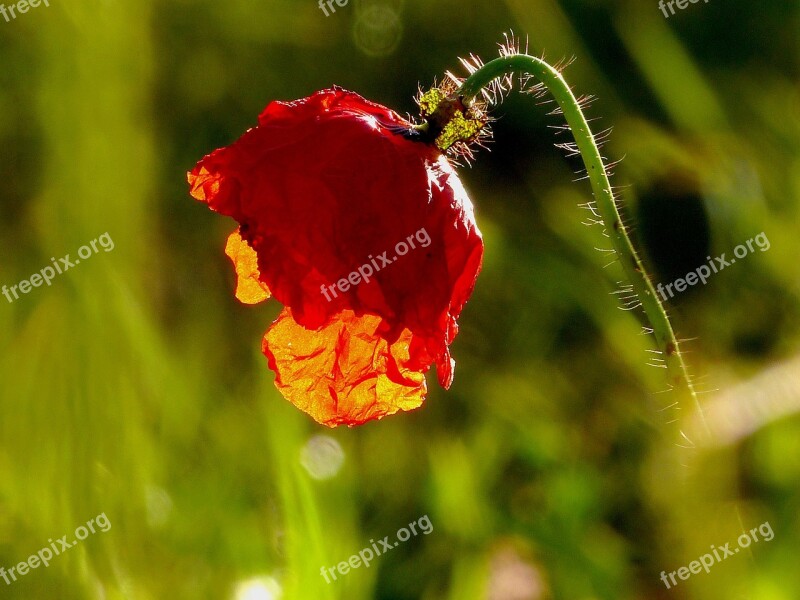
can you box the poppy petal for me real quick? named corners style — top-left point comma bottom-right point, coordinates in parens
top-left (225, 228), bottom-right (271, 305)
top-left (189, 88), bottom-right (484, 426)
top-left (263, 308), bottom-right (429, 427)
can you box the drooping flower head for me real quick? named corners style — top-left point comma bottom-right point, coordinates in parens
top-left (188, 87), bottom-right (484, 426)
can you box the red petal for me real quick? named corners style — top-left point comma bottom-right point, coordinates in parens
top-left (189, 88), bottom-right (483, 425)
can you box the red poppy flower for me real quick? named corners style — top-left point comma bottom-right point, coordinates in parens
top-left (188, 87), bottom-right (483, 427)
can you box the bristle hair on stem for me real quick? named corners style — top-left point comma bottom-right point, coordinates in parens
top-left (434, 35), bottom-right (712, 447)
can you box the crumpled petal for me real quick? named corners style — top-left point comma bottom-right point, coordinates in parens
top-left (225, 228), bottom-right (271, 304)
top-left (188, 88), bottom-right (483, 426)
top-left (263, 308), bottom-right (428, 427)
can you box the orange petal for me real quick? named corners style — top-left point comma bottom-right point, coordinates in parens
top-left (187, 163), bottom-right (222, 204)
top-left (225, 229), bottom-right (271, 304)
top-left (263, 308), bottom-right (427, 427)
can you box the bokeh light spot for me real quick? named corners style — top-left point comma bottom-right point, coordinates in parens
top-left (233, 576), bottom-right (282, 600)
top-left (300, 435), bottom-right (345, 480)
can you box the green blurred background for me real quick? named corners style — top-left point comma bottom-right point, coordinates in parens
top-left (1, 0), bottom-right (799, 598)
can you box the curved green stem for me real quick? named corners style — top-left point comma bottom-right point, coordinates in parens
top-left (459, 55), bottom-right (709, 441)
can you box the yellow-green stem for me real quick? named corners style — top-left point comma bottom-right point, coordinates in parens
top-left (459, 54), bottom-right (709, 441)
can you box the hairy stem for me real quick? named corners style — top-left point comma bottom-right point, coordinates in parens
top-left (459, 54), bottom-right (709, 441)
